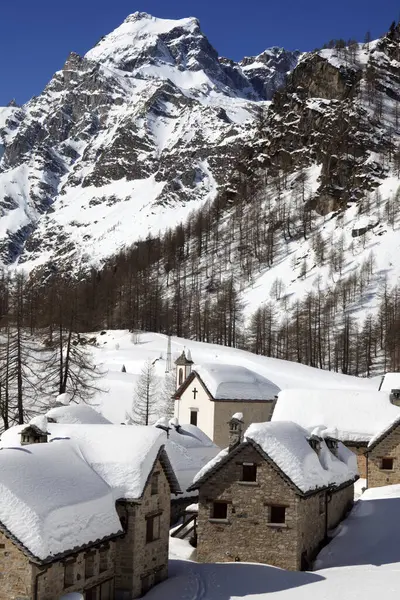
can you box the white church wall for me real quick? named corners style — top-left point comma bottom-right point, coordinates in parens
top-left (175, 375), bottom-right (215, 441)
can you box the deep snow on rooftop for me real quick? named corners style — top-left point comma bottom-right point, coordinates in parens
top-left (194, 363), bottom-right (280, 400)
top-left (272, 388), bottom-right (400, 443)
top-left (0, 442), bottom-right (121, 560)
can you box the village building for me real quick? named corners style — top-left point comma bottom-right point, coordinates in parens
top-left (173, 352), bottom-right (280, 447)
top-left (154, 417), bottom-right (220, 522)
top-left (366, 415), bottom-right (400, 488)
top-left (0, 424), bottom-right (181, 600)
top-left (272, 388), bottom-right (400, 478)
top-left (188, 416), bottom-right (358, 571)
top-left (379, 372), bottom-right (400, 407)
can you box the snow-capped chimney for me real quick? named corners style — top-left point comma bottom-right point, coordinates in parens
top-left (228, 413), bottom-right (244, 452)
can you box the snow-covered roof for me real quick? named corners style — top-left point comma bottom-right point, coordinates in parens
top-left (379, 373), bottom-right (400, 392)
top-left (194, 364), bottom-right (280, 400)
top-left (272, 389), bottom-right (400, 443)
top-left (46, 404), bottom-right (111, 425)
top-left (1, 423), bottom-right (180, 500)
top-left (191, 421), bottom-right (357, 494)
top-left (160, 423), bottom-right (220, 498)
top-left (0, 441), bottom-right (122, 561)
top-left (367, 414), bottom-right (400, 450)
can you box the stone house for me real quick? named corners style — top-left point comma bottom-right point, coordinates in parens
top-left (366, 415), bottom-right (400, 488)
top-left (188, 417), bottom-right (358, 571)
top-left (173, 352), bottom-right (280, 447)
top-left (379, 372), bottom-right (400, 407)
top-left (272, 388), bottom-right (400, 478)
top-left (0, 424), bottom-right (181, 600)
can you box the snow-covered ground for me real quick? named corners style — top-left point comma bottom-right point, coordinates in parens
top-left (156, 485), bottom-right (400, 599)
top-left (88, 330), bottom-right (375, 423)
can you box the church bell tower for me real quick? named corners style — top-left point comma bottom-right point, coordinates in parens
top-left (174, 350), bottom-right (194, 390)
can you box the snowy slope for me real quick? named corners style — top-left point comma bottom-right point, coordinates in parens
top-left (84, 331), bottom-right (374, 424)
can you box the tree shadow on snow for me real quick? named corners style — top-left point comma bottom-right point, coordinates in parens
top-left (145, 559), bottom-right (325, 599)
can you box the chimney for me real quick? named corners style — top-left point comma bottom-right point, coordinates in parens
top-left (390, 389), bottom-right (400, 407)
top-left (228, 413), bottom-right (244, 452)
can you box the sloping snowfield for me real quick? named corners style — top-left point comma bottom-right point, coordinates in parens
top-left (89, 331), bottom-right (375, 423)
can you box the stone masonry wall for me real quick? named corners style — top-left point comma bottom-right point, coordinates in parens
top-left (115, 458), bottom-right (170, 599)
top-left (327, 485), bottom-right (354, 531)
top-left (213, 401), bottom-right (275, 448)
top-left (297, 493), bottom-right (326, 569)
top-left (345, 445), bottom-right (367, 478)
top-left (34, 542), bottom-right (116, 600)
top-left (367, 425), bottom-right (400, 488)
top-left (0, 531), bottom-right (32, 600)
top-left (196, 445), bottom-right (301, 570)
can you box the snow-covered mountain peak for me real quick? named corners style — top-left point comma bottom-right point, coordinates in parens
top-left (85, 12), bottom-right (204, 72)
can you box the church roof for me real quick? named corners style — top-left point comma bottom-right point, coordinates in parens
top-left (174, 364), bottom-right (280, 401)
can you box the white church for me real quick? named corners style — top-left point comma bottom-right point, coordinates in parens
top-left (173, 351), bottom-right (280, 447)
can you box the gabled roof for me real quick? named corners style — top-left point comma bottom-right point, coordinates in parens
top-left (46, 403), bottom-right (111, 425)
top-left (189, 421), bottom-right (358, 495)
top-left (367, 415), bottom-right (400, 451)
top-left (379, 373), bottom-right (400, 392)
top-left (174, 364), bottom-right (279, 401)
top-left (20, 424), bottom-right (48, 437)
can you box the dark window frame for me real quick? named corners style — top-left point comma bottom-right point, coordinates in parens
top-left (146, 513), bottom-right (161, 543)
top-left (381, 457), bottom-right (394, 470)
top-left (268, 505), bottom-right (286, 524)
top-left (241, 463), bottom-right (257, 482)
top-left (211, 501), bottom-right (228, 520)
top-left (151, 472), bottom-right (159, 496)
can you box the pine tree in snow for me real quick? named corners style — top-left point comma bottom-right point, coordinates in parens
top-left (129, 360), bottom-right (159, 425)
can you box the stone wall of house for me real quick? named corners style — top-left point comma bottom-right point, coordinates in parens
top-left (196, 445), bottom-right (301, 570)
top-left (367, 426), bottom-right (400, 488)
top-left (327, 484), bottom-right (354, 530)
top-left (0, 531), bottom-right (32, 600)
top-left (297, 493), bottom-right (326, 569)
top-left (115, 458), bottom-right (170, 599)
top-left (213, 401), bottom-right (275, 448)
top-left (34, 541), bottom-right (116, 600)
top-left (345, 444), bottom-right (367, 478)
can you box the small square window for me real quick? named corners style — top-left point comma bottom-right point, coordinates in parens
top-left (151, 472), bottom-right (159, 495)
top-left (381, 458), bottom-right (394, 470)
top-left (190, 410), bottom-right (198, 426)
top-left (269, 505), bottom-right (286, 524)
top-left (211, 502), bottom-right (228, 519)
top-left (146, 514), bottom-right (161, 543)
top-left (241, 463), bottom-right (257, 482)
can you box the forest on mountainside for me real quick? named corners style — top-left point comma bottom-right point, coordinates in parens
top-left (2, 22), bottom-right (400, 383)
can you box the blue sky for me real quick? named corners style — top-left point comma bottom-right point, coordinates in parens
top-left (1, 0), bottom-right (399, 105)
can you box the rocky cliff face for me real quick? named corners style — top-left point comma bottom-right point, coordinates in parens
top-left (0, 12), bottom-right (299, 272)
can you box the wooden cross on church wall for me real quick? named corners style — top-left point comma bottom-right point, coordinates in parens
top-left (192, 387), bottom-right (198, 399)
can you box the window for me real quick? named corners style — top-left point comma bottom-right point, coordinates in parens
top-left (190, 410), bottom-right (198, 426)
top-left (85, 552), bottom-right (95, 579)
top-left (146, 514), bottom-right (161, 543)
top-left (241, 463), bottom-right (257, 482)
top-left (151, 472), bottom-right (159, 495)
top-left (99, 546), bottom-right (109, 573)
top-left (269, 505), bottom-right (286, 524)
top-left (64, 560), bottom-right (75, 587)
top-left (178, 368), bottom-right (183, 386)
top-left (211, 502), bottom-right (228, 520)
top-left (381, 457), bottom-right (394, 470)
